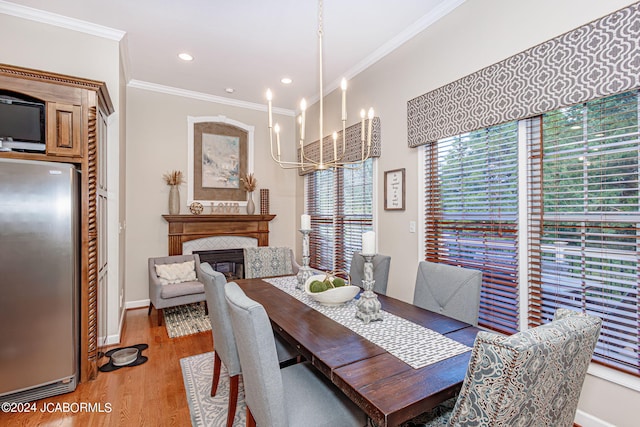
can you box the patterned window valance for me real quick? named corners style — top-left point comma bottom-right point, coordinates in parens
top-left (407, 3), bottom-right (640, 147)
top-left (298, 117), bottom-right (381, 175)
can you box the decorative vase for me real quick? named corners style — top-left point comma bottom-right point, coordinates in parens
top-left (246, 191), bottom-right (255, 215)
top-left (168, 185), bottom-right (180, 215)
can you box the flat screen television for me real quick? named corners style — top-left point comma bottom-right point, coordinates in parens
top-left (0, 92), bottom-right (46, 152)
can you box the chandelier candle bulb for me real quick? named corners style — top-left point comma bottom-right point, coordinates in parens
top-left (332, 132), bottom-right (338, 160)
top-left (341, 78), bottom-right (347, 121)
top-left (275, 123), bottom-right (281, 158)
top-left (266, 89), bottom-right (273, 128)
top-left (367, 108), bottom-right (374, 147)
top-left (301, 214), bottom-right (311, 231)
top-left (300, 99), bottom-right (307, 141)
top-left (362, 231), bottom-right (376, 255)
top-left (360, 109), bottom-right (366, 143)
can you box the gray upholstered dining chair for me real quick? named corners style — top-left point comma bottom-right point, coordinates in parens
top-left (349, 253), bottom-right (391, 295)
top-left (413, 261), bottom-right (482, 326)
top-left (243, 246), bottom-right (299, 278)
top-left (224, 281), bottom-right (367, 427)
top-left (405, 308), bottom-right (602, 427)
top-left (199, 263), bottom-right (299, 427)
top-left (148, 254), bottom-right (206, 326)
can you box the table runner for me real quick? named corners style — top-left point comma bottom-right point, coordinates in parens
top-left (264, 276), bottom-right (471, 369)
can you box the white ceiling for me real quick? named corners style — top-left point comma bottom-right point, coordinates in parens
top-left (2, 0), bottom-right (464, 111)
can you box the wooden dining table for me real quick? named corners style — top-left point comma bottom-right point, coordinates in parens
top-left (236, 277), bottom-right (480, 427)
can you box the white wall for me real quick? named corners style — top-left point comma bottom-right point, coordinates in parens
top-left (305, 0), bottom-right (638, 425)
top-left (124, 87), bottom-right (298, 304)
top-left (0, 13), bottom-right (125, 342)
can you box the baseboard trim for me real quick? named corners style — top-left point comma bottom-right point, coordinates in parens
top-left (575, 409), bottom-right (616, 427)
top-left (126, 299), bottom-right (150, 310)
top-left (96, 305), bottom-right (127, 346)
top-left (99, 305), bottom-right (127, 345)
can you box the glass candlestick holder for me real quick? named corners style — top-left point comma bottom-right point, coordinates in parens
top-left (296, 229), bottom-right (314, 290)
top-left (355, 254), bottom-right (383, 324)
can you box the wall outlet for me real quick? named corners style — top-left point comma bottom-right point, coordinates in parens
top-left (409, 221), bottom-right (416, 233)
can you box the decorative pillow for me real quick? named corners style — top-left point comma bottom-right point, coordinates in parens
top-left (155, 260), bottom-right (196, 285)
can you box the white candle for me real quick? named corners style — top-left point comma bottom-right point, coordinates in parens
top-left (341, 78), bottom-right (347, 121)
top-left (300, 99), bottom-right (307, 141)
top-left (360, 109), bottom-right (366, 143)
top-left (332, 131), bottom-right (338, 160)
top-left (367, 108), bottom-right (374, 147)
top-left (266, 89), bottom-right (273, 128)
top-left (301, 214), bottom-right (311, 231)
top-left (362, 231), bottom-right (376, 255)
top-left (275, 123), bottom-right (281, 159)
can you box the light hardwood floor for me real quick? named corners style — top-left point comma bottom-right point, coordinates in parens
top-left (2, 307), bottom-right (212, 427)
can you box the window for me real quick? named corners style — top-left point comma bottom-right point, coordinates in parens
top-left (529, 90), bottom-right (640, 375)
top-left (306, 159), bottom-right (374, 273)
top-left (424, 89), bottom-right (640, 376)
top-left (424, 122), bottom-right (520, 335)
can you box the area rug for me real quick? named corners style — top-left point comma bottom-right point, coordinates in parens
top-left (180, 351), bottom-right (246, 427)
top-left (165, 303), bottom-right (212, 338)
top-left (181, 351), bottom-right (447, 426)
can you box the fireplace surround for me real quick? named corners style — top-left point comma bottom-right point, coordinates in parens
top-left (161, 214), bottom-right (275, 255)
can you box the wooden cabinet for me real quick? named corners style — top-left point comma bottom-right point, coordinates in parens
top-left (47, 101), bottom-right (82, 157)
top-left (0, 63), bottom-right (113, 383)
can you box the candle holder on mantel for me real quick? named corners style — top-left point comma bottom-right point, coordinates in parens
top-left (355, 254), bottom-right (383, 324)
top-left (296, 229), bottom-right (314, 290)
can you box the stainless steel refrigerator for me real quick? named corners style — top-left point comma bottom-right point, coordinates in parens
top-left (0, 157), bottom-right (79, 402)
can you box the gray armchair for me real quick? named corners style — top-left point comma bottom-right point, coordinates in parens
top-left (407, 309), bottom-right (602, 426)
top-left (413, 261), bottom-right (482, 326)
top-left (224, 281), bottom-right (366, 427)
top-left (200, 263), bottom-right (298, 427)
top-left (349, 253), bottom-right (391, 295)
top-left (148, 254), bottom-right (206, 326)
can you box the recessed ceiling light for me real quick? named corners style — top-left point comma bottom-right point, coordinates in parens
top-left (178, 53), bottom-right (193, 61)
top-left (225, 88), bottom-right (235, 94)
top-left (281, 77), bottom-right (292, 85)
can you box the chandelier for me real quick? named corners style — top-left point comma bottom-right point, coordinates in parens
top-left (265, 0), bottom-right (375, 172)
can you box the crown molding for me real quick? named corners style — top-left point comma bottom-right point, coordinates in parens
top-left (127, 79), bottom-right (296, 116)
top-left (309, 0), bottom-right (467, 105)
top-left (0, 0), bottom-right (125, 40)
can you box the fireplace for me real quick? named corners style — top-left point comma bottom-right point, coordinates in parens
top-left (161, 214), bottom-right (276, 255)
top-left (196, 248), bottom-right (245, 280)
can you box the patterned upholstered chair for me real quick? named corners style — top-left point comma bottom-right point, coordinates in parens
top-left (224, 281), bottom-right (366, 427)
top-left (147, 254), bottom-right (206, 326)
top-left (349, 253), bottom-right (391, 295)
top-left (404, 309), bottom-right (602, 427)
top-left (413, 261), bottom-right (482, 326)
top-left (243, 246), bottom-right (299, 279)
top-left (200, 263), bottom-right (298, 427)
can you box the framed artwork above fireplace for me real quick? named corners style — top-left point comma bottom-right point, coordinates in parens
top-left (187, 115), bottom-right (254, 207)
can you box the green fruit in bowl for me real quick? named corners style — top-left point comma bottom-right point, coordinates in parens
top-left (332, 277), bottom-right (346, 287)
top-left (310, 280), bottom-right (328, 293)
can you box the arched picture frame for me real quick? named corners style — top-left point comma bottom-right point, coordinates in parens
top-left (187, 115), bottom-right (254, 208)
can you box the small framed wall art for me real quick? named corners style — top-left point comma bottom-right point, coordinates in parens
top-left (384, 168), bottom-right (405, 211)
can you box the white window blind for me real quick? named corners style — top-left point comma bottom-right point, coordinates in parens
top-left (306, 159), bottom-right (373, 273)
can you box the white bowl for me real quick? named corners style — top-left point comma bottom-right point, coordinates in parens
top-left (111, 348), bottom-right (139, 366)
top-left (304, 274), bottom-right (360, 306)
